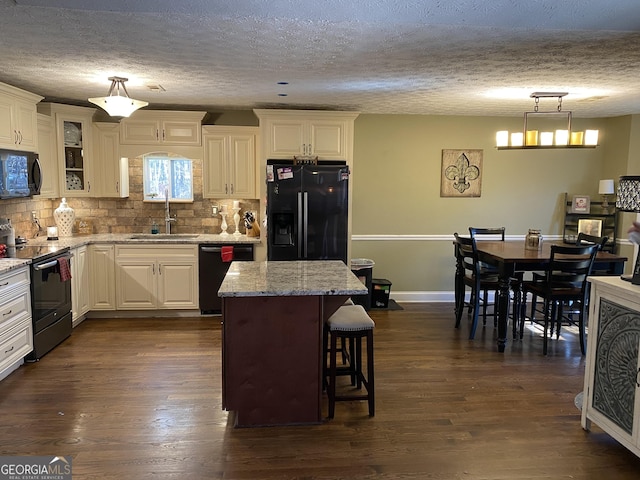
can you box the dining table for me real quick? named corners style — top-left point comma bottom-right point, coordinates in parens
top-left (473, 240), bottom-right (627, 352)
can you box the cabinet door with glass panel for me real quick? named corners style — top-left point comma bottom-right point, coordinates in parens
top-left (38, 104), bottom-right (96, 197)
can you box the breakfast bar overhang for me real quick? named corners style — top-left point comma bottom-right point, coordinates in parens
top-left (218, 260), bottom-right (368, 427)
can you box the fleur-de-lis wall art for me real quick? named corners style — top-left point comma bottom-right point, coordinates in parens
top-left (440, 149), bottom-right (483, 197)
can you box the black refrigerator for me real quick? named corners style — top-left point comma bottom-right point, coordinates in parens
top-left (267, 162), bottom-right (350, 262)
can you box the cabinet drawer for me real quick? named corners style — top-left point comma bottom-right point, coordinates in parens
top-left (0, 288), bottom-right (30, 334)
top-left (0, 315), bottom-right (32, 373)
top-left (116, 245), bottom-right (197, 259)
top-left (0, 268), bottom-right (29, 297)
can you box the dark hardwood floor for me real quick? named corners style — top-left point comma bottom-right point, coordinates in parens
top-left (1, 303), bottom-right (639, 479)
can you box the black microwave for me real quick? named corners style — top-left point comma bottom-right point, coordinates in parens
top-left (0, 149), bottom-right (42, 198)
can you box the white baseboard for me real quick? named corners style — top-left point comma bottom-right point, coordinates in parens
top-left (391, 291), bottom-right (456, 303)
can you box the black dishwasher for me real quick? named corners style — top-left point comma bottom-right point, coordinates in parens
top-left (199, 244), bottom-right (254, 314)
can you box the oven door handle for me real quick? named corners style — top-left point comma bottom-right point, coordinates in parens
top-left (33, 254), bottom-right (72, 271)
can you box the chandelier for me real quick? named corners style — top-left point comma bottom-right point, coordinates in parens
top-left (496, 92), bottom-right (598, 149)
top-left (88, 76), bottom-right (148, 118)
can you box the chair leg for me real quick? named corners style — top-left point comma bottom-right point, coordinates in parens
top-left (530, 294), bottom-right (538, 322)
top-left (328, 332), bottom-right (338, 419)
top-left (366, 330), bottom-right (375, 416)
top-left (355, 337), bottom-right (363, 389)
top-left (543, 301), bottom-right (552, 355)
top-left (579, 309), bottom-right (587, 355)
top-left (469, 287), bottom-right (481, 340)
top-left (482, 288), bottom-right (488, 326)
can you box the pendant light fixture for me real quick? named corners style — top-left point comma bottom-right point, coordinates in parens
top-left (496, 92), bottom-right (598, 149)
top-left (88, 76), bottom-right (148, 118)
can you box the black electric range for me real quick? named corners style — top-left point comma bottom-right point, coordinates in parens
top-left (5, 244), bottom-right (75, 361)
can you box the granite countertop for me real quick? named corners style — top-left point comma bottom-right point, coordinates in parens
top-left (218, 260), bottom-right (368, 297)
top-left (25, 233), bottom-right (261, 249)
top-left (0, 233), bottom-right (261, 274)
top-left (0, 258), bottom-right (31, 274)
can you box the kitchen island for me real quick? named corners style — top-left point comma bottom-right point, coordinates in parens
top-left (218, 260), bottom-right (368, 427)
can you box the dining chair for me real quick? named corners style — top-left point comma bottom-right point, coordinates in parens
top-left (469, 227), bottom-right (525, 337)
top-left (453, 233), bottom-right (500, 339)
top-left (528, 233), bottom-right (609, 328)
top-left (522, 244), bottom-right (599, 355)
top-left (468, 227), bottom-right (505, 324)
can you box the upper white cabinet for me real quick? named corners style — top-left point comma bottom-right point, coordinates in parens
top-left (93, 122), bottom-right (129, 198)
top-left (35, 113), bottom-right (59, 199)
top-left (254, 109), bottom-right (359, 161)
top-left (38, 103), bottom-right (96, 197)
top-left (120, 110), bottom-right (206, 146)
top-left (0, 82), bottom-right (42, 151)
top-left (202, 126), bottom-right (258, 199)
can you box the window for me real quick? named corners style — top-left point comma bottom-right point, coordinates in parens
top-left (143, 153), bottom-right (193, 202)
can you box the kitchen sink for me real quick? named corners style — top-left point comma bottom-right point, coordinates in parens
top-left (128, 234), bottom-right (200, 239)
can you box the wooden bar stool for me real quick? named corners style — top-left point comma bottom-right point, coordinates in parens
top-left (324, 304), bottom-right (375, 418)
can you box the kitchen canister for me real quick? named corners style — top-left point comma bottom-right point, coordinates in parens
top-left (54, 197), bottom-right (75, 237)
top-left (525, 229), bottom-right (543, 251)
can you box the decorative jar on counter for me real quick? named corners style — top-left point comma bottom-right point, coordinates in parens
top-left (525, 229), bottom-right (543, 251)
top-left (54, 197), bottom-right (75, 237)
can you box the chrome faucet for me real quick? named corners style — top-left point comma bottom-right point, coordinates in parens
top-left (164, 188), bottom-right (176, 234)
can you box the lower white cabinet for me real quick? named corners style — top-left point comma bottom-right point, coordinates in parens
top-left (115, 245), bottom-right (198, 310)
top-left (0, 266), bottom-right (32, 380)
top-left (70, 245), bottom-right (89, 325)
top-left (89, 244), bottom-right (116, 310)
top-left (582, 276), bottom-right (640, 458)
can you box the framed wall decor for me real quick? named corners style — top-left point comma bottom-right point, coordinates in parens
top-left (578, 218), bottom-right (602, 237)
top-left (571, 195), bottom-right (591, 213)
top-left (440, 149), bottom-right (483, 197)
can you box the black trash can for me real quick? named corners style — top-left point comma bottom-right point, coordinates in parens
top-left (371, 278), bottom-right (392, 308)
top-left (350, 258), bottom-right (375, 310)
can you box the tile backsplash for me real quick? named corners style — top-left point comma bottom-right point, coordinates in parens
top-left (0, 156), bottom-right (260, 240)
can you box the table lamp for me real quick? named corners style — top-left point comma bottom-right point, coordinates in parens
top-left (616, 176), bottom-right (640, 284)
top-left (599, 179), bottom-right (615, 211)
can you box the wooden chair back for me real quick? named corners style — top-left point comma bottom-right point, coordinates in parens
top-left (469, 227), bottom-right (505, 241)
top-left (576, 232), bottom-right (608, 250)
top-left (454, 233), bottom-right (478, 278)
top-left (543, 244), bottom-right (599, 293)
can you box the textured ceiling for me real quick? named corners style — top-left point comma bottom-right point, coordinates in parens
top-left (2, 0), bottom-right (640, 117)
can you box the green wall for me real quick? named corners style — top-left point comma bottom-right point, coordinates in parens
top-left (349, 113), bottom-right (632, 299)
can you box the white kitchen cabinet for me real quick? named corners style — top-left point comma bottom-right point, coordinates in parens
top-left (202, 126), bottom-right (258, 199)
top-left (254, 109), bottom-right (359, 161)
top-left (70, 245), bottom-right (90, 325)
top-left (115, 245), bottom-right (198, 310)
top-left (119, 110), bottom-right (206, 146)
top-left (93, 123), bottom-right (129, 197)
top-left (0, 82), bottom-right (42, 151)
top-left (582, 276), bottom-right (640, 458)
top-left (0, 266), bottom-right (32, 381)
top-left (36, 113), bottom-right (59, 198)
top-left (38, 103), bottom-right (96, 197)
top-left (89, 244), bottom-right (116, 311)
